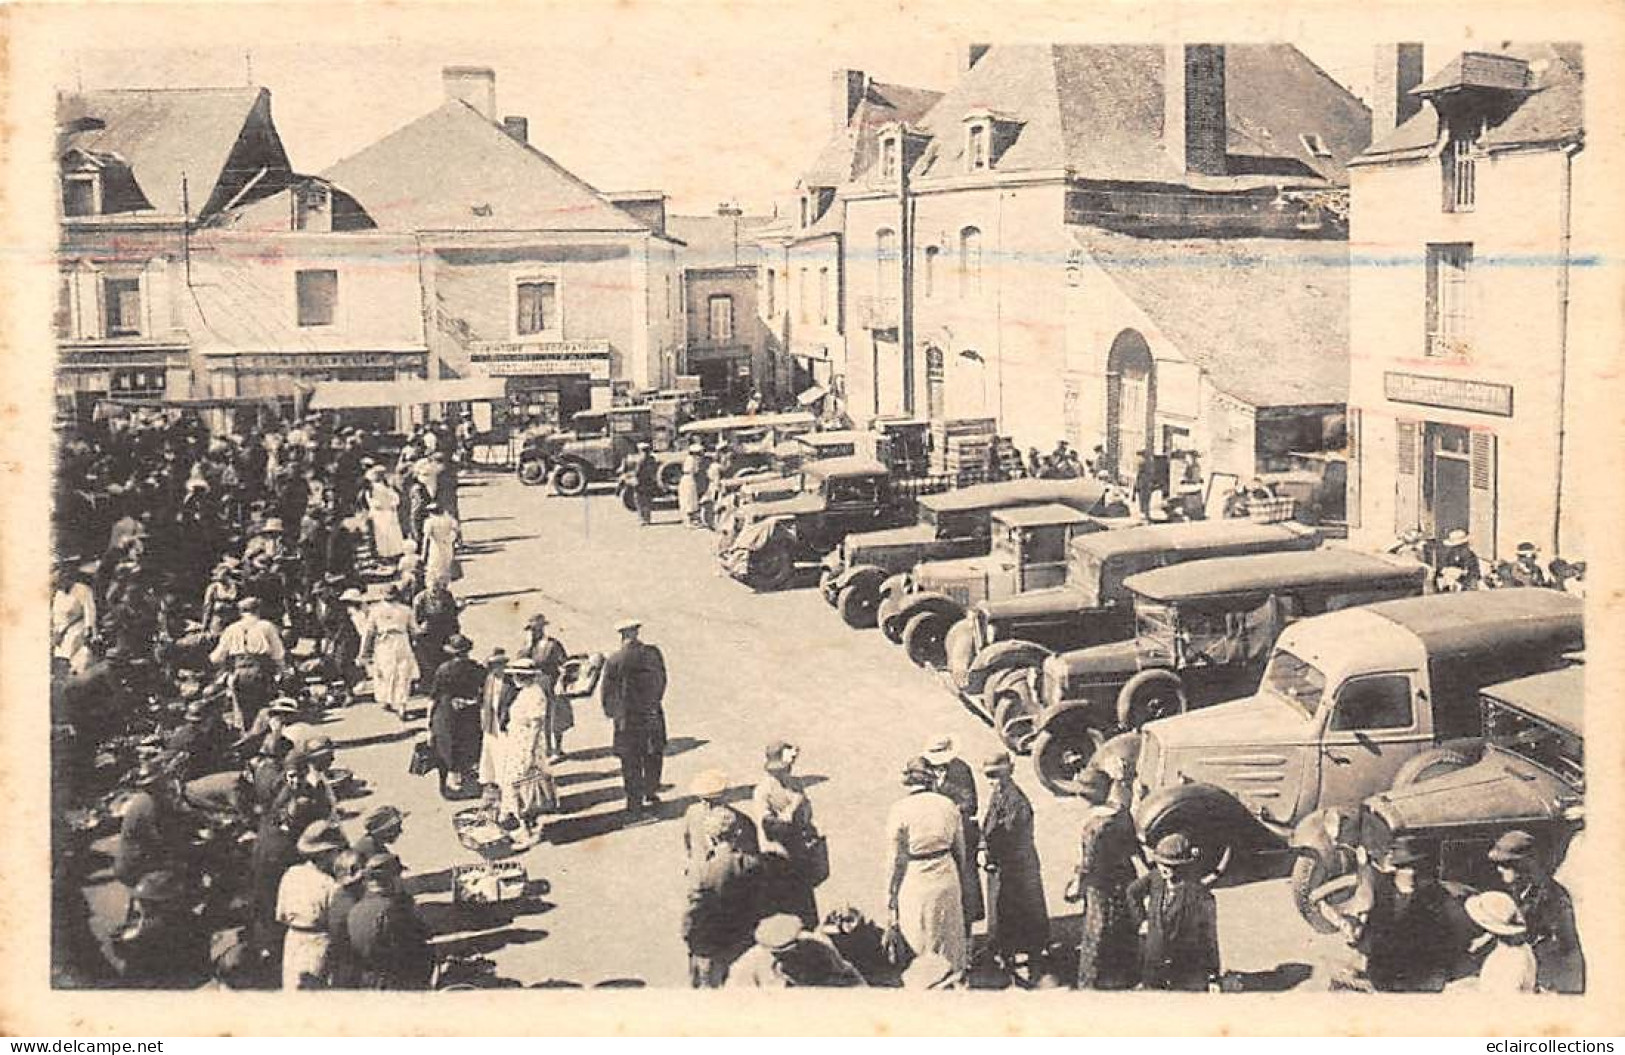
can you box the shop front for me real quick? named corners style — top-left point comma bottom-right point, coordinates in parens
top-left (202, 350), bottom-right (428, 433)
top-left (1380, 371), bottom-right (1508, 557)
top-left (55, 344), bottom-right (191, 425)
top-left (685, 341), bottom-right (754, 411)
top-left (467, 338), bottom-right (613, 433)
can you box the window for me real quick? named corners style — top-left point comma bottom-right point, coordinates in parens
top-left (516, 279), bottom-right (558, 336)
top-left (1425, 244), bottom-right (1472, 357)
top-left (818, 267), bottom-right (830, 325)
top-left (102, 276), bottom-right (142, 337)
top-left (967, 124), bottom-right (989, 171)
top-left (764, 269), bottom-right (776, 316)
top-left (295, 269), bottom-right (338, 328)
top-left (923, 246), bottom-right (940, 298)
top-left (798, 267), bottom-right (811, 323)
top-left (1443, 123), bottom-right (1480, 212)
top-left (880, 136), bottom-right (899, 179)
top-left (799, 196), bottom-right (810, 229)
top-left (62, 174), bottom-right (99, 217)
top-left (958, 226), bottom-right (982, 296)
top-left (708, 294), bottom-right (734, 342)
top-left (292, 183), bottom-right (331, 231)
top-left (56, 273), bottom-right (74, 338)
top-left (825, 476), bottom-right (881, 505)
top-left (876, 228), bottom-right (898, 294)
top-left (1330, 674), bottom-right (1414, 732)
top-left (1299, 133), bottom-right (1333, 159)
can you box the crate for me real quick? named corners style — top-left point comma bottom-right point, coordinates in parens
top-left (1246, 496), bottom-right (1298, 524)
top-left (451, 860), bottom-right (530, 906)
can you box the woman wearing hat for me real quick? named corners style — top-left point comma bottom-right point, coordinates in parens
top-left (1067, 768), bottom-right (1141, 990)
top-left (922, 734), bottom-right (985, 931)
top-left (884, 756), bottom-right (969, 983)
top-left (495, 658), bottom-right (556, 848)
top-left (275, 819), bottom-right (349, 990)
top-left (754, 742), bottom-right (822, 928)
top-left (678, 442), bottom-right (707, 527)
top-left (1126, 831), bottom-right (1221, 991)
top-left (359, 584), bottom-right (418, 719)
top-left (365, 466), bottom-right (406, 561)
top-left (978, 751), bottom-right (1049, 983)
top-left (1460, 891), bottom-right (1537, 993)
top-left (428, 633), bottom-right (486, 798)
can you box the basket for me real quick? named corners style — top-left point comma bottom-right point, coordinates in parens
top-left (452, 805), bottom-right (515, 859)
top-left (1246, 496), bottom-right (1297, 524)
top-left (451, 860), bottom-right (529, 906)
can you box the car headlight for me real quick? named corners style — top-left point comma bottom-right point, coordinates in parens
top-left (1040, 656), bottom-right (1067, 711)
top-left (973, 608), bottom-right (992, 649)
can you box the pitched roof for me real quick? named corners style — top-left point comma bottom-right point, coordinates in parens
top-left (1359, 43), bottom-right (1583, 163)
top-left (802, 79), bottom-right (945, 187)
top-left (913, 45), bottom-right (1370, 187)
top-left (668, 214), bottom-right (773, 269)
top-left (1072, 226), bottom-right (1349, 407)
top-left (56, 87), bottom-right (274, 218)
top-left (321, 100), bottom-right (649, 233)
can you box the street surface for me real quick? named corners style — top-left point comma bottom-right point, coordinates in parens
top-left (84, 469), bottom-right (1347, 989)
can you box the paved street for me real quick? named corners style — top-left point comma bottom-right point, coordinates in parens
top-left (84, 468), bottom-right (1346, 989)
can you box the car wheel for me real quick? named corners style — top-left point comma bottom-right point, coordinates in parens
top-left (619, 488), bottom-right (638, 513)
top-left (1140, 798), bottom-right (1244, 879)
top-left (1114, 669), bottom-right (1188, 731)
top-left (552, 464), bottom-right (589, 497)
top-left (987, 670), bottom-right (1040, 755)
top-left (1391, 744), bottom-right (1480, 788)
top-left (902, 612), bottom-right (949, 668)
top-left (518, 459), bottom-right (548, 485)
top-left (1030, 730), bottom-right (1094, 797)
top-left (1291, 852), bottom-right (1356, 935)
top-left (877, 597), bottom-right (906, 643)
top-left (658, 460), bottom-right (685, 494)
top-left (751, 544), bottom-right (796, 592)
top-left (836, 584), bottom-right (879, 629)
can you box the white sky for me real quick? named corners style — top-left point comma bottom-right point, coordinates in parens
top-left (52, 6), bottom-right (1493, 216)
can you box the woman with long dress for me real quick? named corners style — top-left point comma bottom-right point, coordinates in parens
top-left (496, 659), bottom-right (556, 848)
top-left (1068, 767), bottom-right (1141, 990)
top-left (365, 469), bottom-right (405, 561)
top-left (677, 444), bottom-right (703, 527)
top-left (52, 566), bottom-right (98, 674)
top-left (360, 586), bottom-right (418, 718)
top-left (885, 756), bottom-right (968, 985)
top-left (979, 751), bottom-right (1050, 981)
top-left (419, 503), bottom-right (461, 586)
top-left (754, 741), bottom-right (821, 928)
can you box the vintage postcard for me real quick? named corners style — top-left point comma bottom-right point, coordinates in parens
top-left (1, 0), bottom-right (1621, 1037)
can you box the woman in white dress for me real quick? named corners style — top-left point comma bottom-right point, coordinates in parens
top-left (52, 567), bottom-right (97, 673)
top-left (366, 468), bottom-right (406, 561)
top-left (420, 503), bottom-right (461, 586)
top-left (359, 585), bottom-right (418, 716)
top-left (885, 755), bottom-right (969, 986)
top-left (496, 659), bottom-right (556, 848)
top-left (677, 443), bottom-right (704, 527)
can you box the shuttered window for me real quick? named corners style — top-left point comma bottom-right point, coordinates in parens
top-left (296, 269), bottom-right (338, 328)
top-left (1346, 407), bottom-right (1362, 529)
top-left (103, 276), bottom-right (142, 337)
top-left (1469, 431), bottom-right (1498, 557)
top-left (1425, 244), bottom-right (1472, 357)
top-left (1394, 419), bottom-right (1420, 533)
top-left (516, 280), bottom-right (557, 335)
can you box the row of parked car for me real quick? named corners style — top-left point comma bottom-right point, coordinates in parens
top-left (700, 466), bottom-right (1586, 934)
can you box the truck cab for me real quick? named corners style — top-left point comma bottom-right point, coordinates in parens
top-left (1127, 590), bottom-right (1584, 879)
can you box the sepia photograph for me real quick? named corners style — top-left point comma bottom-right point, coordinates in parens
top-left (2, 0), bottom-right (1622, 1038)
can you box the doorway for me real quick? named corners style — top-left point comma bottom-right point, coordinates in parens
top-left (925, 346), bottom-right (945, 421)
top-left (1424, 423), bottom-right (1471, 537)
top-left (1106, 329), bottom-right (1155, 477)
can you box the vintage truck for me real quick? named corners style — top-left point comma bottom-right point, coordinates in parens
top-left (936, 519), bottom-right (1324, 737)
top-left (1288, 656), bottom-right (1584, 939)
top-left (1019, 549), bottom-right (1427, 793)
top-left (614, 410), bottom-right (818, 513)
top-left (718, 457), bottom-right (952, 591)
top-left (521, 406), bottom-right (676, 496)
top-left (1123, 589), bottom-right (1583, 879)
top-left (818, 479), bottom-right (1116, 629)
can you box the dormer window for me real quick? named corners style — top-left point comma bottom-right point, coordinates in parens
top-left (799, 194), bottom-right (810, 229)
top-left (880, 135), bottom-right (900, 180)
top-left (1442, 116), bottom-right (1482, 213)
top-left (292, 181), bottom-right (332, 232)
top-left (967, 124), bottom-right (989, 171)
top-left (62, 172), bottom-right (100, 217)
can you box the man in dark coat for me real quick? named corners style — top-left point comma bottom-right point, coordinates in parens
top-left (1127, 832), bottom-right (1220, 991)
top-left (683, 811), bottom-right (766, 987)
top-left (410, 580), bottom-right (460, 691)
top-left (599, 618), bottom-right (668, 812)
top-left (633, 443), bottom-right (658, 526)
top-left (1352, 841), bottom-right (1463, 992)
top-left (428, 634), bottom-right (486, 798)
top-left (979, 751), bottom-right (1049, 982)
top-left (1490, 829), bottom-right (1584, 993)
top-left (347, 854), bottom-right (434, 989)
top-left (111, 870), bottom-right (211, 989)
top-left (114, 762), bottom-right (192, 890)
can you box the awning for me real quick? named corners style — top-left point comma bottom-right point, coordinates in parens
top-left (307, 378), bottom-right (508, 410)
top-left (796, 385), bottom-right (828, 406)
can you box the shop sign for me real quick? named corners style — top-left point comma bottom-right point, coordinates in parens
top-left (1384, 371), bottom-right (1514, 417)
top-left (470, 339), bottom-right (612, 380)
top-left (231, 352), bottom-right (418, 372)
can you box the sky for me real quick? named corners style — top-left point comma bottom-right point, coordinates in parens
top-left (52, 6), bottom-right (1491, 217)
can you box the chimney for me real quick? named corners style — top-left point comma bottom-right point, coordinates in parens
top-left (963, 44), bottom-right (991, 72)
top-left (831, 69), bottom-right (867, 131)
top-left (1165, 44), bottom-right (1228, 176)
top-left (1372, 43), bottom-right (1425, 140)
top-left (443, 65), bottom-right (497, 122)
top-left (502, 116), bottom-right (529, 145)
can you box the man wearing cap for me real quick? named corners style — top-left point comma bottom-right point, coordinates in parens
top-left (633, 443), bottom-right (659, 526)
top-left (352, 805), bottom-right (407, 862)
top-left (111, 870), bottom-right (211, 989)
top-left (276, 819), bottom-right (349, 989)
top-left (1489, 829), bottom-right (1584, 993)
top-left (165, 698), bottom-right (232, 777)
top-left (725, 914), bottom-right (864, 988)
top-left (113, 761), bottom-right (191, 891)
top-left (1127, 832), bottom-right (1220, 991)
top-left (522, 613), bottom-right (574, 763)
top-left (1507, 542), bottom-right (1552, 589)
top-left (922, 734), bottom-right (984, 930)
top-left (276, 736), bottom-right (339, 828)
top-left (209, 596), bottom-right (286, 730)
top-left (346, 854), bottom-right (434, 990)
top-left (683, 808), bottom-right (766, 987)
top-left (1342, 840), bottom-right (1462, 992)
top-left (600, 618), bottom-right (669, 812)
top-left (429, 633), bottom-right (486, 798)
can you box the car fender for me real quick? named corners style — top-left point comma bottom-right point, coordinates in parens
top-left (737, 515), bottom-right (796, 553)
top-left (893, 591), bottom-right (964, 626)
top-left (831, 564), bottom-right (889, 596)
top-left (1289, 806), bottom-right (1358, 862)
top-left (1133, 782), bottom-right (1264, 847)
top-left (878, 573), bottom-right (911, 602)
top-left (1032, 699), bottom-right (1101, 741)
top-left (965, 640), bottom-right (1054, 696)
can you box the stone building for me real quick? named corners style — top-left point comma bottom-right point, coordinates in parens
top-left (669, 208), bottom-right (775, 409)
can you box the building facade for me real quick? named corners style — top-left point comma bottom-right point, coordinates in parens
top-left (1346, 44), bottom-right (1589, 560)
top-left (670, 210), bottom-right (775, 409)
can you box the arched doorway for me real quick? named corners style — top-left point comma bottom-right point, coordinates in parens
top-left (1105, 329), bottom-right (1155, 477)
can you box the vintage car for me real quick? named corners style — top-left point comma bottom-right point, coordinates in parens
top-left (615, 410), bottom-right (819, 513)
top-left (711, 432), bottom-right (895, 538)
top-left (530, 406), bottom-right (679, 497)
top-left (1019, 550), bottom-right (1427, 793)
top-left (1288, 657), bottom-right (1584, 936)
top-left (1124, 589), bottom-right (1584, 878)
top-left (718, 457), bottom-right (950, 591)
top-left (818, 479), bottom-right (1116, 629)
top-left (883, 505), bottom-right (1115, 668)
top-left (938, 519), bottom-right (1324, 738)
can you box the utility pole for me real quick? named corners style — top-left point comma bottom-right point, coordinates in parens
top-left (181, 173), bottom-right (192, 287)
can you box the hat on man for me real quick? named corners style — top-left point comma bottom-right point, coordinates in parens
top-left (131, 759), bottom-right (169, 788)
top-left (445, 633), bottom-right (474, 655)
top-left (487, 647), bottom-right (509, 666)
top-left (1516, 541), bottom-right (1538, 555)
top-left (339, 588), bottom-right (365, 603)
top-left (363, 853), bottom-right (406, 879)
top-left (688, 441), bottom-right (704, 453)
top-left (689, 769), bottom-right (729, 799)
top-left (259, 518), bottom-right (285, 534)
top-left (1465, 890), bottom-right (1528, 937)
top-left (1444, 529), bottom-right (1470, 547)
top-left (754, 914), bottom-right (804, 953)
top-left (363, 805), bottom-right (408, 835)
top-left (1488, 829), bottom-right (1539, 864)
top-left (614, 617), bottom-right (642, 634)
top-left (296, 819), bottom-right (348, 856)
top-left (505, 657), bottom-right (539, 676)
top-left (922, 734), bottom-right (956, 767)
top-left (131, 870), bottom-right (189, 904)
top-left (763, 741), bottom-right (796, 772)
top-left (332, 850), bottom-right (367, 888)
top-left (1150, 832), bottom-right (1202, 867)
top-left (184, 699), bottom-right (212, 722)
top-left (266, 696), bottom-right (302, 717)
top-left (526, 612), bottom-right (549, 630)
top-left (981, 750), bottom-right (1014, 776)
top-left (637, 441), bottom-right (652, 452)
top-left (902, 755), bottom-right (935, 787)
top-left (1383, 840), bottom-right (1430, 869)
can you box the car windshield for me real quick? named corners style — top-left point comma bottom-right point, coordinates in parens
top-left (1483, 702), bottom-right (1584, 790)
top-left (1135, 600), bottom-right (1179, 653)
top-left (1261, 647), bottom-right (1325, 718)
